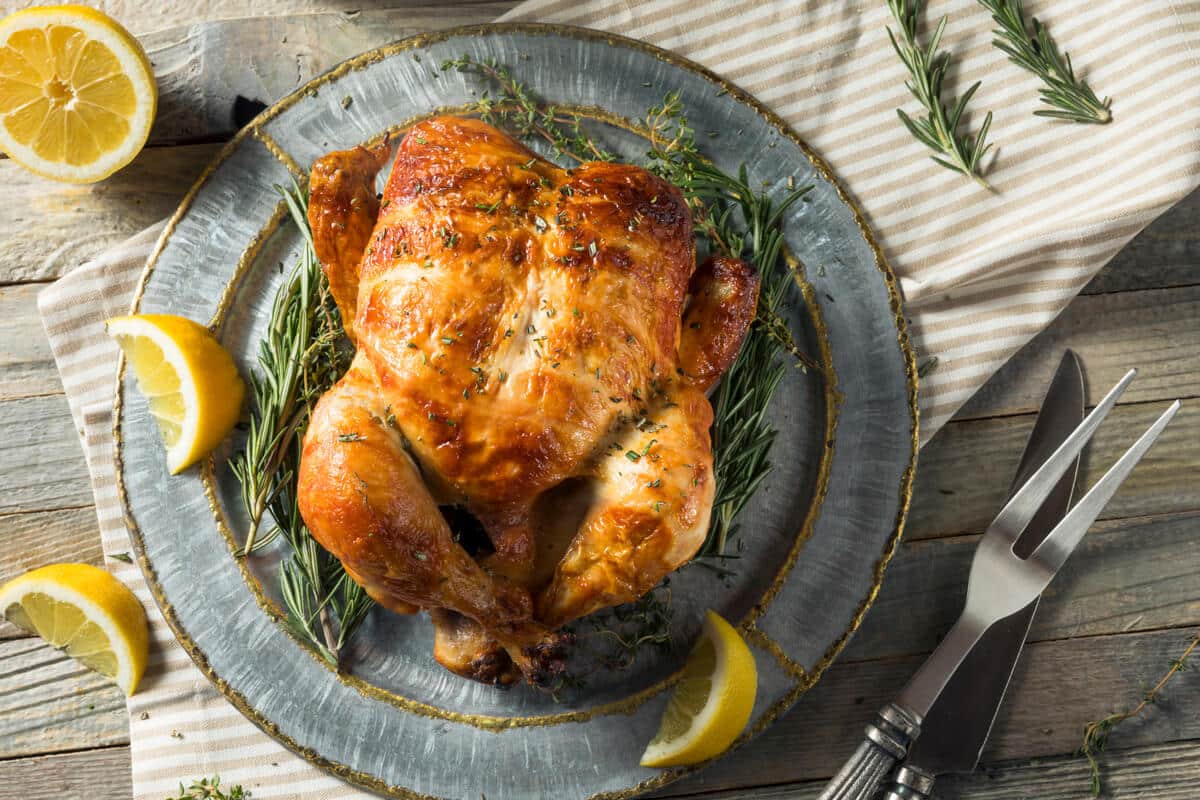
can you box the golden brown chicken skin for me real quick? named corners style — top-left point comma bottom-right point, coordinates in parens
top-left (297, 116), bottom-right (758, 686)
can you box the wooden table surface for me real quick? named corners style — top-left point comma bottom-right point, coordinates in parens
top-left (1, 3), bottom-right (1197, 798)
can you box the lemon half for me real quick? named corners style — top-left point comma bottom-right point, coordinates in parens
top-left (0, 5), bottom-right (157, 182)
top-left (0, 563), bottom-right (149, 695)
top-left (640, 610), bottom-right (759, 767)
top-left (107, 314), bottom-right (245, 474)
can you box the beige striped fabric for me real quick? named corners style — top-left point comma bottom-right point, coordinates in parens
top-left (36, 1), bottom-right (1200, 797)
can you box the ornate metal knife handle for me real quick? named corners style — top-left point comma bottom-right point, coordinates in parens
top-left (817, 704), bottom-right (922, 800)
top-left (881, 765), bottom-right (937, 800)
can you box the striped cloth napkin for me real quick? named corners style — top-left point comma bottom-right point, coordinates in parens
top-left (36, 1), bottom-right (1200, 797)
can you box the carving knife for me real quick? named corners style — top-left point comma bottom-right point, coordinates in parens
top-left (883, 349), bottom-right (1085, 798)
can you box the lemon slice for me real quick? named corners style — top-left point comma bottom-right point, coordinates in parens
top-left (640, 610), bottom-right (759, 767)
top-left (0, 563), bottom-right (149, 695)
top-left (107, 314), bottom-right (245, 474)
top-left (0, 5), bottom-right (157, 183)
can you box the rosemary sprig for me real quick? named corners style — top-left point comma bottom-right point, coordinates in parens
top-left (644, 92), bottom-right (813, 555)
top-left (165, 777), bottom-right (247, 800)
top-left (978, 0), bottom-right (1112, 124)
top-left (1079, 631), bottom-right (1199, 795)
top-left (230, 182), bottom-right (374, 666)
top-left (886, 0), bottom-right (994, 186)
top-left (229, 182), bottom-right (347, 556)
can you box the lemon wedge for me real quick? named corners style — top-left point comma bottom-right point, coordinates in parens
top-left (0, 563), bottom-right (149, 695)
top-left (640, 609), bottom-right (758, 767)
top-left (107, 314), bottom-right (245, 474)
top-left (0, 5), bottom-right (157, 183)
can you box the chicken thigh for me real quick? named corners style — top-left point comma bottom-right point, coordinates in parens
top-left (297, 116), bottom-right (758, 686)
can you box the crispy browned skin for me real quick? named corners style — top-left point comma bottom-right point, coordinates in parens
top-left (308, 142), bottom-right (390, 342)
top-left (297, 116), bottom-right (757, 685)
top-left (678, 256), bottom-right (760, 392)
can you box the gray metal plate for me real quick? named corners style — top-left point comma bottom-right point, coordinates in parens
top-left (116, 23), bottom-right (917, 800)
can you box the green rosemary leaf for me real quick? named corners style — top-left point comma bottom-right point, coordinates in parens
top-left (978, 0), bottom-right (1112, 124)
top-left (229, 181), bottom-right (374, 666)
top-left (886, 0), bottom-right (995, 186)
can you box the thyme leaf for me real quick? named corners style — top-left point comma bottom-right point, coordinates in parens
top-left (1079, 631), bottom-right (1199, 795)
top-left (164, 776), bottom-right (248, 800)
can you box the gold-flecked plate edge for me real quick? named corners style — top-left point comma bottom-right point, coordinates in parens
top-left (113, 21), bottom-right (918, 800)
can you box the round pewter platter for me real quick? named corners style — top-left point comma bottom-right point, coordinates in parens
top-left (116, 23), bottom-right (917, 800)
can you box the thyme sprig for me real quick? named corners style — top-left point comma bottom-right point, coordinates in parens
top-left (886, 0), bottom-right (994, 186)
top-left (1079, 631), bottom-right (1199, 795)
top-left (165, 777), bottom-right (247, 800)
top-left (978, 0), bottom-right (1112, 124)
top-left (230, 182), bottom-right (374, 666)
top-left (441, 55), bottom-right (614, 163)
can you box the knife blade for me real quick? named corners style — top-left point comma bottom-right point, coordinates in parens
top-left (899, 349), bottom-right (1085, 780)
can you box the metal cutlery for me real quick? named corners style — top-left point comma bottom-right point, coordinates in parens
top-left (884, 350), bottom-right (1083, 798)
top-left (818, 365), bottom-right (1181, 800)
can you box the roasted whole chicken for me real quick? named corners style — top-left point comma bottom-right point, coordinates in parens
top-left (297, 116), bottom-right (758, 686)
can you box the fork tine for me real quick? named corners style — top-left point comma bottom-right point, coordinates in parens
top-left (1030, 400), bottom-right (1181, 573)
top-left (988, 369), bottom-right (1136, 541)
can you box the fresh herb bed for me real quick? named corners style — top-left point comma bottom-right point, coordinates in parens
top-left (232, 58), bottom-right (818, 676)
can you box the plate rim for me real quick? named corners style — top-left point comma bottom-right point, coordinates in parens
top-left (114, 20), bottom-right (919, 799)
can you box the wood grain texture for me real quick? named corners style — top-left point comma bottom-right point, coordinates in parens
top-left (0, 638), bottom-right (129, 760)
top-left (955, 283), bottom-right (1200, 421)
top-left (0, 506), bottom-right (104, 588)
top-left (1083, 186), bottom-right (1200, 296)
top-left (0, 394), bottom-right (92, 515)
top-left (665, 740), bottom-right (1200, 799)
top-left (0, 144), bottom-right (219, 284)
top-left (0, 284), bottom-right (61, 399)
top-left (0, 747), bottom-right (132, 800)
top-left (909, 400), bottom-right (1197, 540)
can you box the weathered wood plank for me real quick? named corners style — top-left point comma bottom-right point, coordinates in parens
top-left (669, 740), bottom-right (1200, 799)
top-left (0, 1), bottom-right (515, 38)
top-left (142, 6), bottom-right (515, 146)
top-left (661, 627), bottom-right (1200, 795)
top-left (955, 284), bottom-right (1200, 421)
top-left (0, 638), bottom-right (128, 760)
top-left (909, 400), bottom-right (1198, 540)
top-left (0, 506), bottom-right (105, 582)
top-left (1083, 186), bottom-right (1200, 296)
top-left (0, 747), bottom-right (131, 800)
top-left (844, 510), bottom-right (1200, 662)
top-left (0, 394), bottom-right (92, 515)
top-left (0, 284), bottom-right (61, 399)
top-left (0, 144), bottom-right (220, 285)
